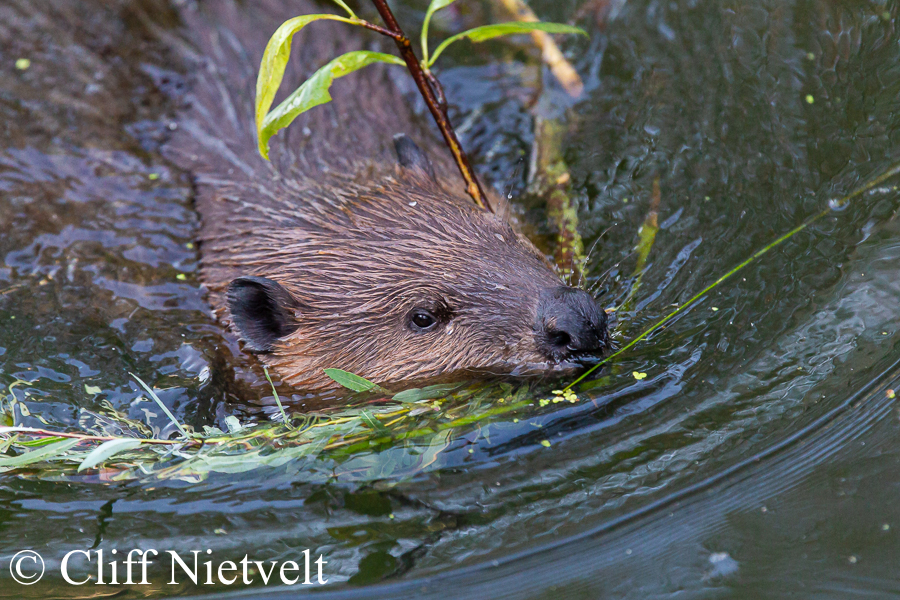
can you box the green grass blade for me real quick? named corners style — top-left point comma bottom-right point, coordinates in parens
top-left (564, 159), bottom-right (900, 391)
top-left (130, 373), bottom-right (190, 439)
top-left (429, 22), bottom-right (587, 67)
top-left (17, 436), bottom-right (68, 447)
top-left (392, 384), bottom-right (460, 403)
top-left (263, 366), bottom-right (291, 427)
top-left (260, 51), bottom-right (403, 158)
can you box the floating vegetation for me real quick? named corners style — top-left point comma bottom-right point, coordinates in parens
top-left (4, 162), bottom-right (898, 485)
top-left (0, 371), bottom-right (544, 484)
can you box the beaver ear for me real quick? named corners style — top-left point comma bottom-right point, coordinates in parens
top-left (393, 134), bottom-right (437, 183)
top-left (227, 277), bottom-right (300, 352)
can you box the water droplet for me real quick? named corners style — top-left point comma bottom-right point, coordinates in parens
top-left (828, 197), bottom-right (849, 211)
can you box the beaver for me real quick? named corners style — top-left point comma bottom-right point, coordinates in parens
top-left (168, 0), bottom-right (610, 392)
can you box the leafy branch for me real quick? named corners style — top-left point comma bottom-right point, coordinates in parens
top-left (427, 21), bottom-right (585, 66)
top-left (5, 159), bottom-right (899, 479)
top-left (255, 0), bottom-right (585, 211)
top-left (0, 371), bottom-right (542, 482)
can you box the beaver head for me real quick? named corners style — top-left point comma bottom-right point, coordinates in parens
top-left (221, 136), bottom-right (610, 391)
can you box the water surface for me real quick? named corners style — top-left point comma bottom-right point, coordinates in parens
top-left (1, 0), bottom-right (899, 597)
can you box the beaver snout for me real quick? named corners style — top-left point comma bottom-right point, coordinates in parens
top-left (536, 287), bottom-right (610, 364)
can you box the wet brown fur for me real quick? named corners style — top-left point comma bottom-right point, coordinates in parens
top-left (169, 0), bottom-right (589, 391)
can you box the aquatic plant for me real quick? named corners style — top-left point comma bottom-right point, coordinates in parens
top-left (3, 160), bottom-right (897, 480)
top-left (0, 368), bottom-right (544, 482)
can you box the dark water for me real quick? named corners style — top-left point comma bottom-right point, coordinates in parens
top-left (1, 0), bottom-right (900, 598)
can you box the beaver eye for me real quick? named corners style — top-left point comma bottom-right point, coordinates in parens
top-left (409, 309), bottom-right (438, 332)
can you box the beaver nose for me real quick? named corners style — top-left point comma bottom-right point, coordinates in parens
top-left (536, 286), bottom-right (609, 362)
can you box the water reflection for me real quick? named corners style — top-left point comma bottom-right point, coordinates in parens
top-left (1, 0), bottom-right (899, 597)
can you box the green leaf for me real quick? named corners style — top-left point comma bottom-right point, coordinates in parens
top-left (323, 368), bottom-right (380, 392)
top-left (329, 0), bottom-right (357, 19)
top-left (359, 411), bottom-right (391, 437)
top-left (259, 51), bottom-right (404, 158)
top-left (262, 436), bottom-right (329, 466)
top-left (256, 14), bottom-right (360, 158)
top-left (78, 439), bottom-right (143, 472)
top-left (429, 22), bottom-right (588, 67)
top-left (391, 384), bottom-right (460, 403)
top-left (421, 0), bottom-right (459, 64)
top-left (0, 433), bottom-right (18, 454)
top-left (426, 0), bottom-right (458, 17)
top-left (199, 453), bottom-right (267, 474)
top-left (84, 384), bottom-right (102, 395)
top-left (415, 429), bottom-right (453, 471)
top-left (224, 415), bottom-right (243, 434)
top-left (0, 438), bottom-right (80, 469)
top-left (17, 436), bottom-right (68, 447)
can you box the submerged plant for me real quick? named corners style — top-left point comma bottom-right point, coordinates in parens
top-left (0, 370), bottom-right (542, 483)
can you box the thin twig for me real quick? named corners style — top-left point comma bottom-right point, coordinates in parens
top-left (354, 19), bottom-right (405, 40)
top-left (495, 0), bottom-right (584, 97)
top-left (0, 283), bottom-right (24, 296)
top-left (424, 70), bottom-right (448, 110)
top-left (0, 427), bottom-right (184, 445)
top-left (368, 0), bottom-right (491, 212)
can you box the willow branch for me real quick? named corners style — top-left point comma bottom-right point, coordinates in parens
top-left (0, 426), bottom-right (185, 445)
top-left (368, 0), bottom-right (491, 212)
top-left (354, 20), bottom-right (405, 40)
